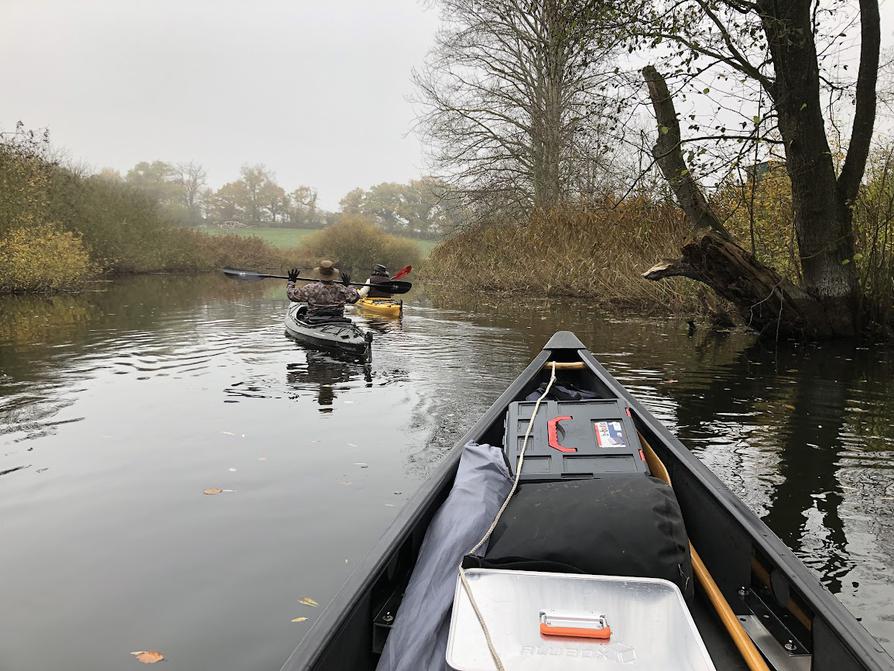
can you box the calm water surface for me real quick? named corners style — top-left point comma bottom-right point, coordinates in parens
top-left (1, 276), bottom-right (892, 669)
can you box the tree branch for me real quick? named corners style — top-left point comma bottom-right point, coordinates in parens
top-left (837, 0), bottom-right (880, 204)
top-left (641, 64), bottom-right (732, 239)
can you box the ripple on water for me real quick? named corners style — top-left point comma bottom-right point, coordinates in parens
top-left (1, 282), bottom-right (894, 664)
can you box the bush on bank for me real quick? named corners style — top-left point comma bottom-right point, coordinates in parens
top-left (301, 214), bottom-right (422, 275)
top-left (0, 225), bottom-right (94, 292)
top-left (0, 131), bottom-right (290, 292)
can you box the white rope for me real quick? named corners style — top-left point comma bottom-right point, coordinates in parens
top-left (457, 361), bottom-right (558, 671)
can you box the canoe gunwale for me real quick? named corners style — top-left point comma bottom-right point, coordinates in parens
top-left (280, 332), bottom-right (892, 671)
top-left (576, 348), bottom-right (892, 670)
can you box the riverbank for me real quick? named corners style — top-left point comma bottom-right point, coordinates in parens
top-left (423, 203), bottom-right (728, 319)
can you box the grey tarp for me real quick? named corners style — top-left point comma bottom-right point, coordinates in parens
top-left (376, 442), bottom-right (511, 671)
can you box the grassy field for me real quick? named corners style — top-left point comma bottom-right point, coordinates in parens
top-left (198, 226), bottom-right (439, 257)
top-left (198, 226), bottom-right (316, 249)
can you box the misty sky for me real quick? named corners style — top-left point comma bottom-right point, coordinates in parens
top-left (1, 0), bottom-right (440, 210)
top-left (3, 1), bottom-right (894, 210)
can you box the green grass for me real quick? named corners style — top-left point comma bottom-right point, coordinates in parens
top-left (198, 226), bottom-right (439, 257)
top-left (198, 226), bottom-right (317, 249)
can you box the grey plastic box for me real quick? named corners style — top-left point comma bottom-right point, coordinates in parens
top-left (503, 399), bottom-right (648, 481)
top-left (447, 569), bottom-right (716, 671)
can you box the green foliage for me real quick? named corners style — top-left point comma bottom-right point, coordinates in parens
top-left (0, 225), bottom-right (94, 292)
top-left (301, 214), bottom-right (422, 275)
top-left (204, 164), bottom-right (326, 228)
top-left (338, 178), bottom-right (462, 239)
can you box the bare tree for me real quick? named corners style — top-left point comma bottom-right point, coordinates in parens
top-left (627, 0), bottom-right (880, 336)
top-left (174, 162), bottom-right (207, 220)
top-left (414, 0), bottom-right (621, 215)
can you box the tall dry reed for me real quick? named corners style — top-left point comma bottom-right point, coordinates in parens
top-left (425, 199), bottom-right (716, 315)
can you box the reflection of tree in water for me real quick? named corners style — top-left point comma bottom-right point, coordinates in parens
top-left (286, 350), bottom-right (372, 413)
top-left (760, 344), bottom-right (853, 594)
top-left (667, 337), bottom-right (859, 594)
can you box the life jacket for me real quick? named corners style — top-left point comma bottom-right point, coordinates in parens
top-left (367, 270), bottom-right (393, 298)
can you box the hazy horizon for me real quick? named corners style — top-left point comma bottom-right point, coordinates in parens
top-left (1, 0), bottom-right (440, 210)
top-left (4, 1), bottom-right (894, 211)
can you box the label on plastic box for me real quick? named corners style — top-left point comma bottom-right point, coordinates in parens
top-left (594, 420), bottom-right (625, 447)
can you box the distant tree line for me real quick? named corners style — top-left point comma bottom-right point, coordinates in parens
top-left (100, 161), bottom-right (328, 229)
top-left (103, 161), bottom-right (455, 239)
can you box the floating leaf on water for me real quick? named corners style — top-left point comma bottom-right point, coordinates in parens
top-left (130, 650), bottom-right (165, 664)
top-left (298, 596), bottom-right (319, 607)
top-left (784, 404), bottom-right (796, 411)
top-left (203, 487), bottom-right (224, 495)
top-left (291, 617), bottom-right (309, 623)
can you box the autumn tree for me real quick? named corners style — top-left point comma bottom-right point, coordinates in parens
top-left (414, 0), bottom-right (621, 214)
top-left (624, 0), bottom-right (880, 337)
top-left (337, 178), bottom-right (463, 238)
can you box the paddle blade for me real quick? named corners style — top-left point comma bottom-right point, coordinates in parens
top-left (382, 280), bottom-right (412, 294)
top-left (391, 265), bottom-right (412, 280)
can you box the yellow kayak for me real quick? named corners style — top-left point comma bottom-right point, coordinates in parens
top-left (355, 297), bottom-right (403, 317)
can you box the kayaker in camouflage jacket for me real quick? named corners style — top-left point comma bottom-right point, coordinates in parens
top-left (286, 260), bottom-right (360, 318)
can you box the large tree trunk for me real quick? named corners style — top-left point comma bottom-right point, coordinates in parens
top-left (756, 0), bottom-right (868, 335)
top-left (641, 65), bottom-right (844, 338)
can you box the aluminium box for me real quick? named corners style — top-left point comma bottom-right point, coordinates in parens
top-left (446, 569), bottom-right (716, 671)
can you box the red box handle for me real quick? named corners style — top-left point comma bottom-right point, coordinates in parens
top-left (547, 416), bottom-right (576, 453)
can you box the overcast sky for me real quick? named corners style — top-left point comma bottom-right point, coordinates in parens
top-left (3, 1), bottom-right (894, 210)
top-left (1, 0), bottom-right (440, 210)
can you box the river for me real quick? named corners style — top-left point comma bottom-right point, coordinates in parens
top-left (1, 275), bottom-right (892, 669)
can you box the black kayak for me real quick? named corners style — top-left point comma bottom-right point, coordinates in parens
top-left (280, 331), bottom-right (893, 671)
top-left (284, 303), bottom-right (372, 359)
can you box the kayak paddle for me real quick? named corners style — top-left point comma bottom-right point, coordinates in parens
top-left (221, 268), bottom-right (412, 295)
top-left (391, 265), bottom-right (412, 280)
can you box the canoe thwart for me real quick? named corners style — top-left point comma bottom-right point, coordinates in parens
top-left (542, 361), bottom-right (586, 370)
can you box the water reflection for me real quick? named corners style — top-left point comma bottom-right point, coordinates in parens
top-left (0, 276), bottom-right (892, 667)
top-left (286, 351), bottom-right (372, 412)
